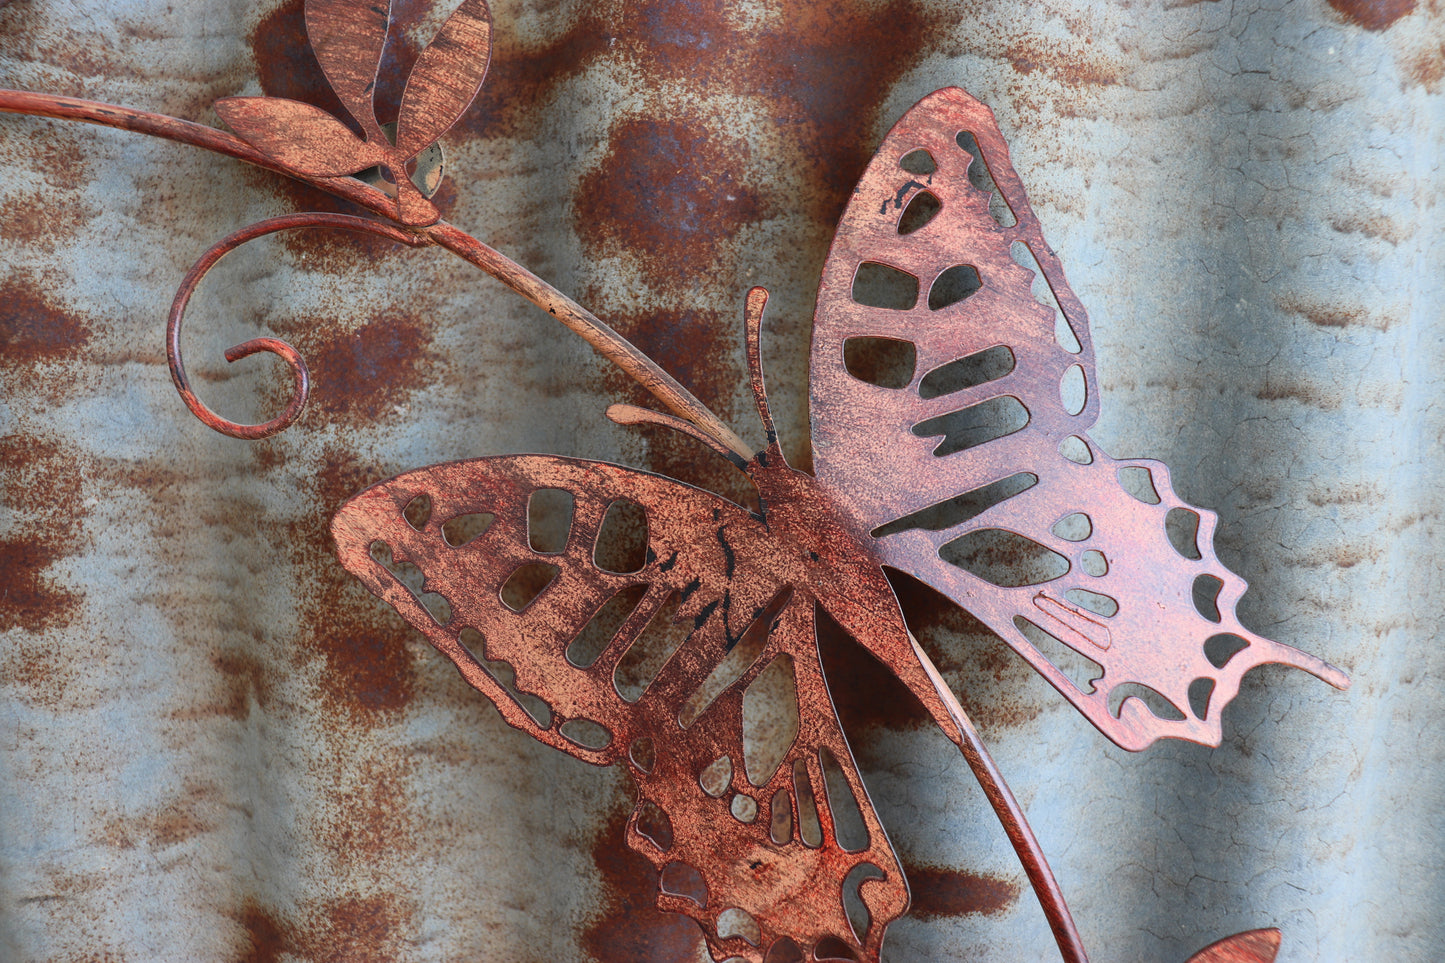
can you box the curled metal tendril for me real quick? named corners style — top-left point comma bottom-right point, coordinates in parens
top-left (166, 212), bottom-right (433, 440)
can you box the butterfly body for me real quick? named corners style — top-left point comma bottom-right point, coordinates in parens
top-left (330, 78), bottom-right (1346, 963)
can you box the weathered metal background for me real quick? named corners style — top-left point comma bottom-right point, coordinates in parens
top-left (1, 0), bottom-right (1440, 960)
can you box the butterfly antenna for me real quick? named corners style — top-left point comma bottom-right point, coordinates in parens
top-left (744, 286), bottom-right (778, 447)
top-left (606, 404), bottom-right (749, 470)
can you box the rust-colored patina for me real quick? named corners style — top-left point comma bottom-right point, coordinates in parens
top-left (0, 0), bottom-right (1353, 960)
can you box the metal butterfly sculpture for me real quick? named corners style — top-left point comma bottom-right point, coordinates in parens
top-left (0, 1), bottom-right (1349, 961)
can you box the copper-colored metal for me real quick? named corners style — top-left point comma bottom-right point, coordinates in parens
top-left (808, 88), bottom-right (1349, 751)
top-left (215, 0), bottom-right (493, 226)
top-left (166, 213), bottom-right (432, 439)
top-left (1184, 928), bottom-right (1282, 963)
top-left (0, 1), bottom-right (1354, 960)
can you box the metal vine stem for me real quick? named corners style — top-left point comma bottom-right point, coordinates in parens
top-left (0, 86), bottom-right (1086, 962)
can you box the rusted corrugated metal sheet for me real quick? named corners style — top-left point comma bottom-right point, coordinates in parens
top-left (1, 0), bottom-right (1440, 960)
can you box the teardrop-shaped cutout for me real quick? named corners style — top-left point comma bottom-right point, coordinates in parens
top-left (1051, 512), bottom-right (1092, 541)
top-left (528, 488), bottom-right (574, 553)
top-left (500, 562), bottom-right (560, 612)
top-left (442, 511), bottom-right (494, 547)
top-left (897, 189), bottom-right (941, 235)
top-left (1118, 466), bottom-right (1161, 505)
top-left (899, 148), bottom-right (936, 175)
top-left (1060, 364), bottom-right (1086, 415)
top-left (1059, 435), bottom-right (1093, 465)
top-left (403, 493), bottom-right (432, 531)
top-left (928, 264), bottom-right (982, 310)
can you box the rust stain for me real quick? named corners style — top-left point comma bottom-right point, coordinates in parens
top-left (1006, 38), bottom-right (1122, 88)
top-left (574, 118), bottom-right (764, 278)
top-left (1329, 212), bottom-right (1413, 246)
top-left (172, 651), bottom-right (275, 721)
top-left (0, 435), bottom-right (85, 633)
top-left (462, 11), bottom-right (611, 140)
top-left (0, 276), bottom-right (91, 364)
top-left (102, 780), bottom-right (220, 850)
top-left (316, 756), bottom-right (415, 859)
top-left (1402, 40), bottom-right (1444, 91)
top-left (238, 900), bottom-right (291, 963)
top-left (583, 800), bottom-right (706, 963)
top-left (283, 313), bottom-right (436, 428)
top-left (292, 449), bottom-right (417, 721)
top-left (1276, 294), bottom-right (1391, 331)
top-left (903, 862), bottom-right (1021, 919)
top-left (1326, 0), bottom-right (1416, 30)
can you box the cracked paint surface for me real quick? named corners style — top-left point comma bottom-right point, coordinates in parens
top-left (1, 0), bottom-right (1441, 960)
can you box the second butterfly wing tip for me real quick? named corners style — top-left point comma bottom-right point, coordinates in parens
top-left (1183, 927), bottom-right (1282, 963)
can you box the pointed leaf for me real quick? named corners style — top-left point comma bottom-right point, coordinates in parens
top-left (304, 0), bottom-right (392, 135)
top-left (1184, 928), bottom-right (1282, 963)
top-left (215, 97), bottom-right (385, 177)
top-left (394, 0), bottom-right (492, 157)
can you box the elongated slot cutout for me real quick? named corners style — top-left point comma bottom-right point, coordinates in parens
top-left (678, 589), bottom-right (792, 729)
top-left (528, 488), bottom-right (574, 553)
top-left (566, 584), bottom-right (649, 668)
top-left (956, 130), bottom-right (1016, 227)
top-left (743, 654), bottom-right (800, 786)
top-left (1109, 683), bottom-right (1186, 722)
top-left (872, 472), bottom-right (1036, 539)
top-left (369, 540), bottom-right (451, 624)
top-left (1065, 588), bottom-right (1118, 618)
top-left (769, 787), bottom-right (793, 844)
top-left (852, 261), bottom-right (918, 310)
top-left (843, 337), bottom-right (916, 389)
top-left (912, 396), bottom-right (1029, 457)
top-left (918, 345), bottom-right (1014, 399)
top-left (1060, 363), bottom-right (1086, 416)
top-left (458, 627), bottom-right (552, 727)
top-left (614, 593), bottom-right (690, 702)
top-left (819, 746), bottom-right (869, 852)
top-left (1009, 240), bottom-right (1079, 353)
top-left (793, 759), bottom-right (823, 848)
top-left (941, 529), bottom-right (1070, 587)
top-left (594, 499), bottom-right (649, 573)
top-left (560, 718), bottom-right (612, 749)
top-left (1166, 508), bottom-right (1202, 560)
top-left (500, 562), bottom-right (560, 612)
top-left (928, 264), bottom-right (982, 310)
top-left (897, 190), bottom-right (941, 235)
top-left (1013, 616), bottom-right (1103, 692)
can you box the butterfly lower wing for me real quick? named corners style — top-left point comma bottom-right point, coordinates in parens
top-left (809, 88), bottom-right (1346, 751)
top-left (331, 455), bottom-right (907, 961)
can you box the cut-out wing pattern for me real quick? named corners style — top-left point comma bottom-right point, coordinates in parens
top-left (332, 456), bottom-right (912, 963)
top-left (809, 88), bottom-right (1347, 751)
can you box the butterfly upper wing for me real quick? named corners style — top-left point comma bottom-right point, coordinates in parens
top-left (331, 456), bottom-right (908, 962)
top-left (809, 87), bottom-right (1346, 751)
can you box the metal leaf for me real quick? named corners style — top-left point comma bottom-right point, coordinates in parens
top-left (214, 96), bottom-right (384, 176)
top-left (394, 0), bottom-right (493, 158)
top-left (304, 0), bottom-right (392, 137)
